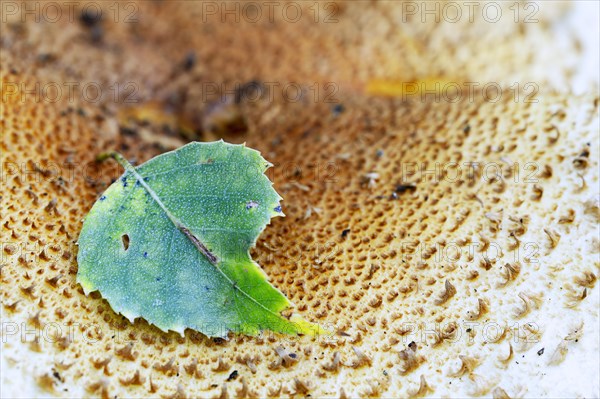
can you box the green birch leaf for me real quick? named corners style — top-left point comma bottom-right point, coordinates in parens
top-left (77, 141), bottom-right (324, 338)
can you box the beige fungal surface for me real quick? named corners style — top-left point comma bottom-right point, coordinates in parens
top-left (1, 1), bottom-right (599, 398)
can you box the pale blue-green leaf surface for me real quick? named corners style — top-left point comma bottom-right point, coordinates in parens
top-left (77, 141), bottom-right (323, 337)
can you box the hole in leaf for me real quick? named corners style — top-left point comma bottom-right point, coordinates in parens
top-left (121, 234), bottom-right (130, 251)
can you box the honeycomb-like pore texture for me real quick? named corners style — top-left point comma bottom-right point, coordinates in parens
top-left (1, 1), bottom-right (599, 398)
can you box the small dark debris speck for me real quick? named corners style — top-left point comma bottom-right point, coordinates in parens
top-left (341, 229), bottom-right (350, 238)
top-left (579, 149), bottom-right (590, 158)
top-left (227, 370), bottom-right (238, 381)
top-left (182, 51), bottom-right (197, 71)
top-left (79, 9), bottom-right (103, 44)
top-left (537, 348), bottom-right (545, 356)
top-left (37, 53), bottom-right (56, 64)
top-left (331, 104), bottom-right (345, 116)
top-left (99, 195), bottom-right (106, 201)
top-left (394, 184), bottom-right (417, 194)
top-left (119, 126), bottom-right (137, 136)
top-left (80, 8), bottom-right (102, 27)
top-left (288, 353), bottom-right (297, 359)
top-left (274, 205), bottom-right (282, 213)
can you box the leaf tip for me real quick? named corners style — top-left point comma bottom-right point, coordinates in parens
top-left (289, 314), bottom-right (332, 337)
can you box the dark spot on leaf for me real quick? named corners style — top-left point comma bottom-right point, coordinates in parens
top-left (341, 229), bottom-right (350, 238)
top-left (143, 252), bottom-right (148, 258)
top-left (246, 200), bottom-right (258, 210)
top-left (143, 177), bottom-right (149, 181)
top-left (121, 177), bottom-right (128, 187)
top-left (274, 205), bottom-right (282, 213)
top-left (156, 277), bottom-right (161, 282)
top-left (121, 234), bottom-right (130, 251)
top-left (227, 370), bottom-right (238, 381)
top-left (99, 195), bottom-right (106, 201)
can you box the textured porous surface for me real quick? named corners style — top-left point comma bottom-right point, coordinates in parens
top-left (1, 1), bottom-right (599, 398)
